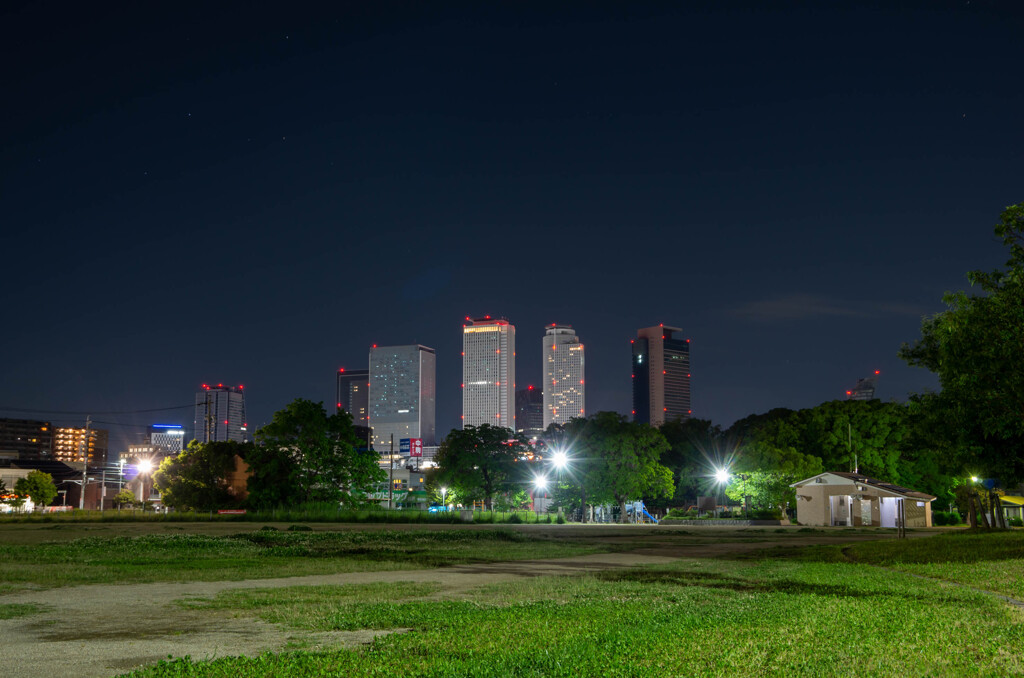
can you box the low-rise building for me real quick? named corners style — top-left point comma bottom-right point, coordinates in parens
top-left (791, 472), bottom-right (934, 528)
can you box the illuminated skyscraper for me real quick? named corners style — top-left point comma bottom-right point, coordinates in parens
top-left (368, 345), bottom-right (435, 451)
top-left (632, 325), bottom-right (691, 427)
top-left (336, 368), bottom-right (370, 427)
top-left (462, 316), bottom-right (515, 429)
top-left (194, 384), bottom-right (248, 443)
top-left (543, 324), bottom-right (585, 428)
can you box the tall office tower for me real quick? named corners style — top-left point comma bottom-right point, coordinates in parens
top-left (462, 316), bottom-right (516, 430)
top-left (336, 368), bottom-right (370, 427)
top-left (149, 424), bottom-right (186, 455)
top-left (0, 418), bottom-right (53, 460)
top-left (631, 325), bottom-right (691, 427)
top-left (368, 345), bottom-right (436, 451)
top-left (515, 386), bottom-right (545, 440)
top-left (53, 427), bottom-right (110, 465)
top-left (194, 384), bottom-right (248, 443)
top-left (543, 324), bottom-right (585, 428)
top-left (847, 371), bottom-right (880, 401)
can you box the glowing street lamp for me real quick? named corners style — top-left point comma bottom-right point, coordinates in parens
top-left (552, 450), bottom-right (568, 469)
top-left (714, 468), bottom-right (730, 516)
top-left (533, 476), bottom-right (549, 518)
top-left (440, 486), bottom-right (448, 509)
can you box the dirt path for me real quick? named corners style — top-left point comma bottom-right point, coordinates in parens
top-left (0, 531), bottom-right (917, 677)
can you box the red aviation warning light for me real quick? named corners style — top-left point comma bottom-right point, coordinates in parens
top-left (875, 370), bottom-right (881, 374)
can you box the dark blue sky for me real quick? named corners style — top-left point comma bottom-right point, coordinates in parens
top-left (2, 2), bottom-right (1022, 448)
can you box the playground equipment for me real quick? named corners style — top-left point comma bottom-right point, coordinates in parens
top-left (626, 500), bottom-right (659, 524)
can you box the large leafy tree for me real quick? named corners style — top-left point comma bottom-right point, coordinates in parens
top-left (14, 470), bottom-right (57, 507)
top-left (572, 412), bottom-right (674, 523)
top-left (726, 441), bottom-right (823, 512)
top-left (899, 203), bottom-right (1024, 483)
top-left (656, 418), bottom-right (724, 508)
top-left (154, 440), bottom-right (243, 511)
top-left (250, 399), bottom-right (384, 507)
top-left (435, 424), bottom-right (527, 510)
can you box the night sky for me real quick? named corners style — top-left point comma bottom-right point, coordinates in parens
top-left (3, 2), bottom-right (1023, 450)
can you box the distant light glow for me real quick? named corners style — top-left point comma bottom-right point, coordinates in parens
top-left (552, 451), bottom-right (568, 469)
top-left (534, 476), bottom-right (548, 491)
top-left (715, 468), bottom-right (730, 484)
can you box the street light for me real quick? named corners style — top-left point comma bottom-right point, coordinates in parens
top-left (552, 450), bottom-right (568, 469)
top-left (440, 486), bottom-right (448, 509)
top-left (533, 476), bottom-right (548, 518)
top-left (714, 467), bottom-right (730, 516)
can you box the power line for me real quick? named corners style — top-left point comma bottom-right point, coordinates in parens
top-left (0, 404), bottom-right (195, 416)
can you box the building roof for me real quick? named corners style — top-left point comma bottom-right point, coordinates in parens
top-left (0, 458), bottom-right (82, 480)
top-left (791, 471), bottom-right (936, 501)
top-left (1001, 495), bottom-right (1024, 507)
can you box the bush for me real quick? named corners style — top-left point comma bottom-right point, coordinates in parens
top-left (1009, 517), bottom-right (1023, 527)
top-left (933, 511), bottom-right (963, 526)
top-left (751, 508), bottom-right (783, 520)
top-left (556, 514), bottom-right (566, 524)
top-left (287, 524), bottom-right (312, 531)
top-left (507, 513), bottom-right (523, 524)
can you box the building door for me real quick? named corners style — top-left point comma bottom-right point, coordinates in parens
top-left (830, 495), bottom-right (850, 526)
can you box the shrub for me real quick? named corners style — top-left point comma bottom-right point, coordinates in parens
top-left (507, 513), bottom-right (523, 524)
top-left (259, 525), bottom-right (279, 531)
top-left (556, 514), bottom-right (566, 524)
top-left (1009, 517), bottom-right (1023, 528)
top-left (751, 508), bottom-right (783, 520)
top-left (287, 524), bottom-right (312, 531)
top-left (933, 511), bottom-right (963, 526)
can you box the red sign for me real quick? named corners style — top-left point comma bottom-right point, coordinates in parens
top-left (410, 438), bottom-right (423, 457)
top-left (217, 509), bottom-right (247, 515)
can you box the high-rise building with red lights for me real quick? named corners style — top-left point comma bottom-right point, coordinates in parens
top-left (543, 324), bottom-right (585, 428)
top-left (632, 325), bottom-right (691, 427)
top-left (847, 371), bottom-right (880, 401)
top-left (336, 368), bottom-right (370, 427)
top-left (462, 317), bottom-right (515, 430)
top-left (194, 384), bottom-right (248, 443)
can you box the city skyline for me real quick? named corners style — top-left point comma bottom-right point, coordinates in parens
top-left (2, 4), bottom-right (1020, 449)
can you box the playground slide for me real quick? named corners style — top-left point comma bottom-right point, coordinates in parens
top-left (642, 507), bottom-right (659, 524)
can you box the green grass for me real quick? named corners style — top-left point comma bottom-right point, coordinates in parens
top-left (0, 603), bottom-right (45, 619)
top-left (0, 505), bottom-right (556, 525)
top-left (0, 530), bottom-right (602, 591)
top-left (833, 530), bottom-right (1024, 601)
top-left (123, 555), bottom-right (1024, 677)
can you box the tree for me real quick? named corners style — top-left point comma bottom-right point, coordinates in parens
top-left (435, 424), bottom-right (527, 510)
top-left (250, 399), bottom-right (384, 507)
top-left (573, 412), bottom-right (674, 523)
top-left (900, 202), bottom-right (1024, 483)
top-left (656, 418), bottom-right (725, 509)
top-left (14, 470), bottom-right (57, 508)
top-left (154, 440), bottom-right (242, 511)
top-left (726, 441), bottom-right (823, 512)
top-left (112, 489), bottom-right (136, 509)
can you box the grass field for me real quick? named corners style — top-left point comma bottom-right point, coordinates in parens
top-left (0, 528), bottom-right (603, 590)
top-left (115, 530), bottom-right (1024, 677)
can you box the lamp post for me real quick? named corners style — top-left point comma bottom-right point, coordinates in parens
top-left (715, 468), bottom-right (730, 517)
top-left (440, 486), bottom-right (448, 511)
top-left (137, 458), bottom-right (153, 510)
top-left (550, 448), bottom-right (568, 520)
top-left (533, 476), bottom-right (548, 519)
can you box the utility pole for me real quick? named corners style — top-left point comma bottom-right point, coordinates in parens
top-left (388, 434), bottom-right (394, 510)
top-left (77, 416), bottom-right (92, 510)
